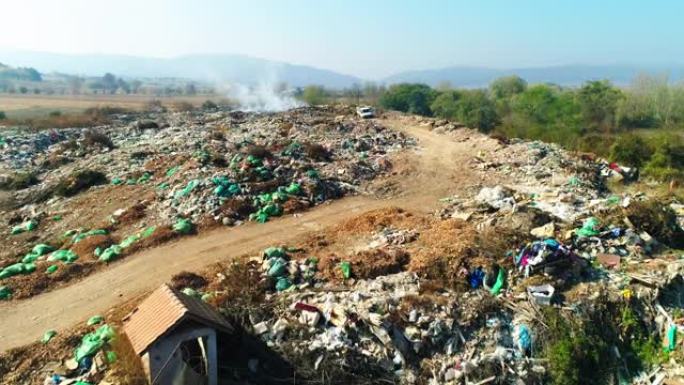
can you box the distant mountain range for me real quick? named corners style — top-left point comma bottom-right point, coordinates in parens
top-left (383, 65), bottom-right (684, 87)
top-left (0, 51), bottom-right (361, 88)
top-left (0, 50), bottom-right (682, 88)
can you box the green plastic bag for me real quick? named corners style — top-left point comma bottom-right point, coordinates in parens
top-left (74, 333), bottom-right (104, 362)
top-left (32, 244), bottom-right (55, 256)
top-left (22, 253), bottom-right (39, 263)
top-left (173, 218), bottom-right (193, 234)
top-left (0, 263), bottom-right (35, 279)
top-left (42, 330), bottom-right (57, 344)
top-left (111, 177), bottom-right (123, 185)
top-left (182, 287), bottom-right (200, 298)
top-left (340, 262), bottom-right (352, 279)
top-left (95, 324), bottom-right (116, 341)
top-left (136, 172), bottom-right (151, 184)
top-left (99, 245), bottom-right (122, 262)
top-left (87, 315), bottom-right (104, 326)
top-left (267, 258), bottom-right (288, 277)
top-left (141, 226), bottom-right (156, 238)
top-left (247, 155), bottom-right (262, 167)
top-left (576, 217), bottom-right (601, 237)
top-left (72, 229), bottom-right (108, 243)
top-left (166, 166), bottom-right (180, 177)
top-left (119, 234), bottom-right (141, 248)
top-left (0, 285), bottom-right (11, 300)
top-left (11, 220), bottom-right (37, 235)
top-left (275, 276), bottom-right (292, 292)
top-left (264, 247), bottom-right (286, 259)
top-left (106, 351), bottom-right (117, 364)
top-left (665, 324), bottom-right (677, 352)
top-left (48, 249), bottom-right (79, 264)
top-left (490, 268), bottom-right (506, 295)
top-left (174, 179), bottom-right (200, 199)
top-left (46, 265), bottom-right (58, 274)
top-left (285, 182), bottom-right (301, 195)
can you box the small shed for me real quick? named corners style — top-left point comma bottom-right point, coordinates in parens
top-left (123, 284), bottom-right (233, 385)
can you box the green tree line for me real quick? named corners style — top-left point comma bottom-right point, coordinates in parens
top-left (374, 75), bottom-right (684, 181)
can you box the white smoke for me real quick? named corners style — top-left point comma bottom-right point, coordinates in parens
top-left (225, 82), bottom-right (305, 112)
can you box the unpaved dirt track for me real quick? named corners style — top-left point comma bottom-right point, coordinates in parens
top-left (0, 117), bottom-right (494, 351)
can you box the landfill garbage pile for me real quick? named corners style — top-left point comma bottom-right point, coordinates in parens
top-left (0, 106), bottom-right (413, 300)
top-left (0, 313), bottom-right (118, 385)
top-left (198, 196), bottom-right (683, 385)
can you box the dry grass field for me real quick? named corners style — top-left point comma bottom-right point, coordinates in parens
top-left (0, 94), bottom-right (215, 119)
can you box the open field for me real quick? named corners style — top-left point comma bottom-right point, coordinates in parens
top-left (0, 94), bottom-right (217, 119)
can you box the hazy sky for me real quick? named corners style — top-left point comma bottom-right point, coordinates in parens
top-left (1, 0), bottom-right (682, 78)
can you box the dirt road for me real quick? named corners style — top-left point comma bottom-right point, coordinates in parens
top-left (0, 117), bottom-right (495, 351)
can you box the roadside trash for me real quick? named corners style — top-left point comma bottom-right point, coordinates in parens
top-left (181, 287), bottom-right (200, 297)
top-left (527, 284), bottom-right (555, 305)
top-left (87, 315), bottom-right (104, 326)
top-left (0, 285), bottom-right (11, 299)
top-left (514, 324), bottom-right (532, 355)
top-left (665, 324), bottom-right (677, 352)
top-left (46, 265), bottom-right (58, 274)
top-left (468, 267), bottom-right (485, 288)
top-left (530, 222), bottom-right (555, 238)
top-left (576, 217), bottom-right (600, 237)
top-left (340, 261), bottom-right (352, 279)
top-left (264, 247), bottom-right (287, 259)
top-left (476, 186), bottom-right (515, 210)
top-left (596, 253), bottom-right (621, 270)
top-left (515, 239), bottom-right (573, 276)
top-left (174, 179), bottom-right (200, 199)
top-left (212, 176), bottom-right (241, 197)
top-left (72, 229), bottom-right (107, 243)
top-left (276, 276), bottom-right (293, 291)
top-left (173, 218), bottom-right (193, 234)
top-left (489, 266), bottom-right (506, 295)
top-left (98, 245), bottom-right (122, 262)
top-left (268, 258), bottom-right (287, 277)
top-left (0, 262), bottom-right (36, 279)
top-left (11, 219), bottom-right (37, 235)
top-left (74, 324), bottom-right (115, 362)
top-left (47, 249), bottom-right (78, 263)
top-left (42, 330), bottom-right (57, 344)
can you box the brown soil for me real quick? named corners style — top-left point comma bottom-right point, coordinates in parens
top-left (170, 271), bottom-right (208, 290)
top-left (317, 247), bottom-right (410, 281)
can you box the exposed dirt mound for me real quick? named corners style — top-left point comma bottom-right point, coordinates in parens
top-left (318, 247), bottom-right (410, 281)
top-left (170, 271), bottom-right (208, 290)
top-left (336, 207), bottom-right (423, 234)
top-left (407, 219), bottom-right (480, 286)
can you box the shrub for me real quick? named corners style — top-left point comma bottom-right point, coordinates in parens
top-left (83, 129), bottom-right (114, 149)
top-left (489, 75), bottom-right (527, 99)
top-left (202, 100), bottom-right (218, 110)
top-left (609, 134), bottom-right (653, 167)
top-left (379, 83), bottom-right (436, 116)
top-left (48, 110), bottom-right (62, 117)
top-left (301, 85), bottom-right (328, 106)
top-left (643, 134), bottom-right (684, 182)
top-left (0, 111), bottom-right (6, 120)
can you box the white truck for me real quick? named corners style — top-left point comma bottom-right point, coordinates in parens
top-left (356, 106), bottom-right (375, 119)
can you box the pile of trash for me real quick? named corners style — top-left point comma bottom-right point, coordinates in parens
top-left (0, 106), bottom-right (413, 299)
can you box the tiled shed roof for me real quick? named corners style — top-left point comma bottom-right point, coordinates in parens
top-left (123, 284), bottom-right (233, 355)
